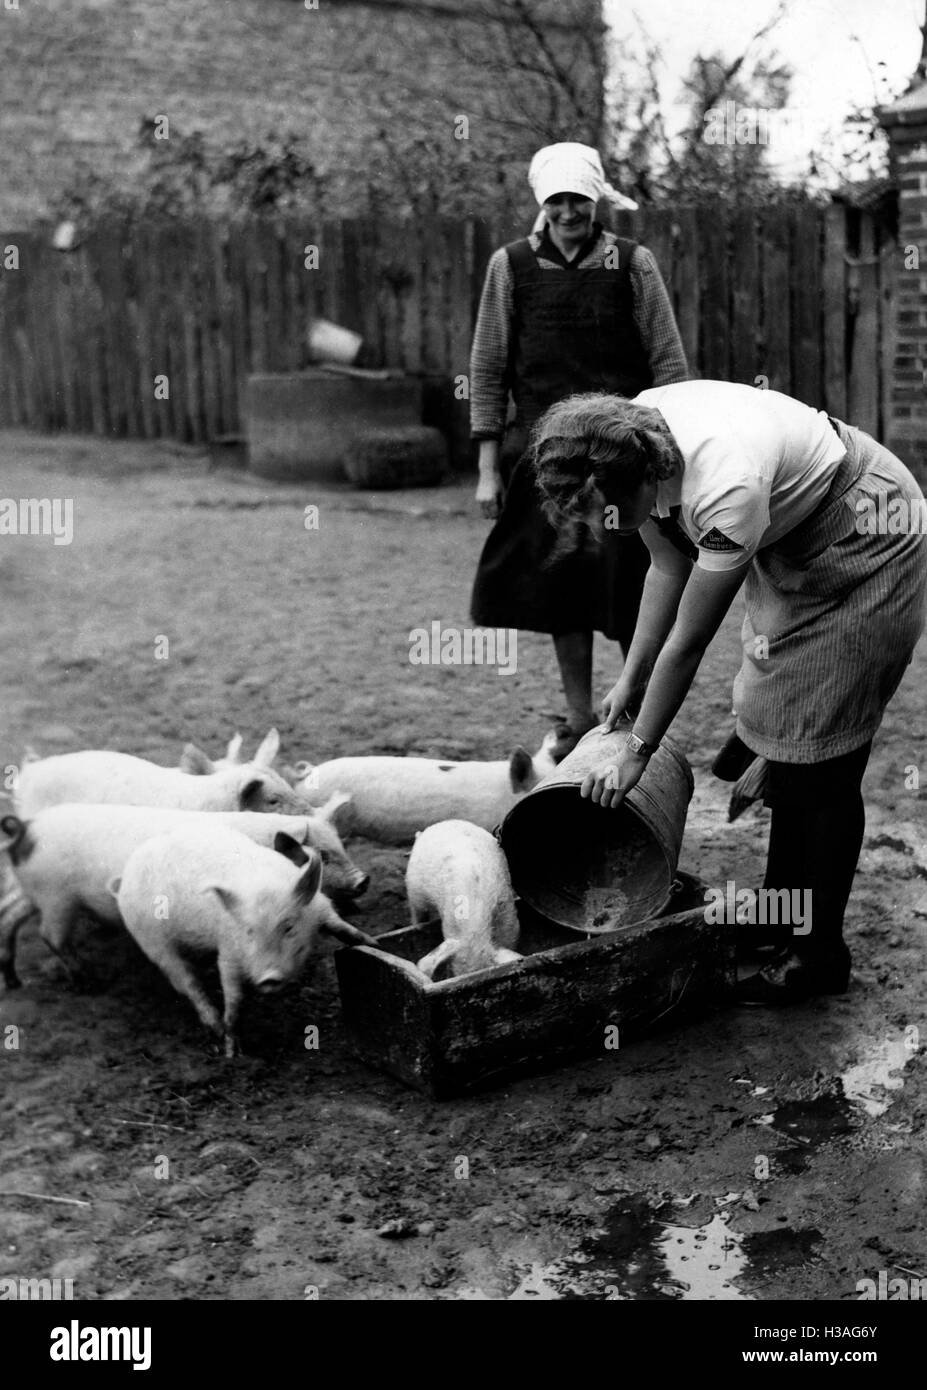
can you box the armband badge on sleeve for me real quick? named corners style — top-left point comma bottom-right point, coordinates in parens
top-left (698, 528), bottom-right (744, 552)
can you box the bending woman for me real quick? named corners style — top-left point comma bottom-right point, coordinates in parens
top-left (532, 380), bottom-right (927, 1004)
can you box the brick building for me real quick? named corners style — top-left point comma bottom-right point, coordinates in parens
top-left (0, 0), bottom-right (605, 228)
top-left (880, 29), bottom-right (927, 483)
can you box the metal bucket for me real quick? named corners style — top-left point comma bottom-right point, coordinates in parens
top-left (499, 723), bottom-right (694, 933)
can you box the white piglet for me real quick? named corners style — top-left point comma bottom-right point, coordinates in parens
top-left (12, 748), bottom-right (369, 919)
top-left (113, 826), bottom-right (375, 1056)
top-left (406, 820), bottom-right (522, 979)
top-left (0, 803), bottom-right (366, 985)
top-left (289, 734), bottom-right (559, 844)
top-left (15, 746), bottom-right (332, 822)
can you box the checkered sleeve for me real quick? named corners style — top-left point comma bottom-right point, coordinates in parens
top-left (630, 246), bottom-right (689, 385)
top-left (469, 248), bottom-right (515, 440)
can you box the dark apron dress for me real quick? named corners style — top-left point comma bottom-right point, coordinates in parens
top-left (470, 234), bottom-right (653, 649)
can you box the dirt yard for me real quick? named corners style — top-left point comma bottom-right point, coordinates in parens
top-left (1, 429), bottom-right (924, 1302)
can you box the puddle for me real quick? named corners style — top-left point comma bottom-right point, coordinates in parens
top-left (751, 1034), bottom-right (919, 1173)
top-left (506, 1196), bottom-right (667, 1300)
top-left (763, 1092), bottom-right (856, 1172)
top-left (769, 1092), bottom-right (856, 1143)
top-left (840, 1036), bottom-right (918, 1117)
top-left (741, 1227), bottom-right (823, 1277)
top-left (504, 1195), bottom-right (820, 1301)
top-left (495, 1038), bottom-right (919, 1302)
top-left (657, 1213), bottom-right (750, 1299)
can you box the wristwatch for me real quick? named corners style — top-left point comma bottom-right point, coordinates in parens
top-left (626, 732), bottom-right (656, 759)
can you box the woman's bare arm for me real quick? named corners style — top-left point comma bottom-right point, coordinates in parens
top-left (632, 561), bottom-right (750, 747)
top-left (588, 557), bottom-right (750, 807)
top-left (602, 519), bottom-right (692, 729)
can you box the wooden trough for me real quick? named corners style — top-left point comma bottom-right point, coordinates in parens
top-left (335, 873), bottom-right (736, 1098)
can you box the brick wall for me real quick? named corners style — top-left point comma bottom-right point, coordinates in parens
top-left (0, 0), bottom-right (604, 228)
top-left (881, 92), bottom-right (927, 483)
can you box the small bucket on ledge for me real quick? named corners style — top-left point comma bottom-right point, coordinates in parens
top-left (307, 317), bottom-right (364, 366)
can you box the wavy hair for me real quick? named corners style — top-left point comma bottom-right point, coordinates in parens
top-left (530, 394), bottom-right (682, 547)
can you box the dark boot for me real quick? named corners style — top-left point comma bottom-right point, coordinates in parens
top-left (740, 743), bottom-right (871, 1006)
top-left (736, 942), bottom-right (852, 1006)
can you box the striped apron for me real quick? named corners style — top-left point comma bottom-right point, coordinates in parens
top-left (734, 418), bottom-right (927, 763)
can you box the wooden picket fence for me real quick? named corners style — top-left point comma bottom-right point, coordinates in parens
top-left (0, 206), bottom-right (894, 464)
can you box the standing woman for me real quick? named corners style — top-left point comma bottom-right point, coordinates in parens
top-left (469, 143), bottom-right (688, 759)
top-left (531, 381), bottom-right (927, 1003)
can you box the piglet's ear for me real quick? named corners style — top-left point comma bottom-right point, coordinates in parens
top-left (253, 728), bottom-right (280, 768)
top-left (292, 818), bottom-right (312, 845)
top-left (273, 832), bottom-right (309, 867)
top-left (292, 851), bottom-right (322, 904)
top-left (204, 884), bottom-right (242, 917)
top-left (224, 733), bottom-right (244, 764)
top-left (238, 777), bottom-right (264, 810)
top-left (180, 743), bottom-right (215, 775)
top-left (106, 875), bottom-right (122, 899)
top-left (508, 745), bottom-right (534, 791)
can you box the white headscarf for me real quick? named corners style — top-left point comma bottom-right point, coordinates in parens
top-left (528, 142), bottom-right (638, 233)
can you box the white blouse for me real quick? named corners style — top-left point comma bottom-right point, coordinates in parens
top-left (635, 380), bottom-right (847, 571)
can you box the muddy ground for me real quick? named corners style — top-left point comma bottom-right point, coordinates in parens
top-left (0, 430), bottom-right (924, 1302)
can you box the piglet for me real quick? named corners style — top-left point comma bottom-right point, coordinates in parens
top-left (289, 734), bottom-right (559, 844)
top-left (0, 803), bottom-right (366, 986)
top-left (112, 826), bottom-right (376, 1056)
top-left (175, 730), bottom-right (369, 897)
top-left (406, 820), bottom-right (521, 979)
top-left (15, 747), bottom-right (321, 821)
top-left (174, 734), bottom-right (371, 895)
